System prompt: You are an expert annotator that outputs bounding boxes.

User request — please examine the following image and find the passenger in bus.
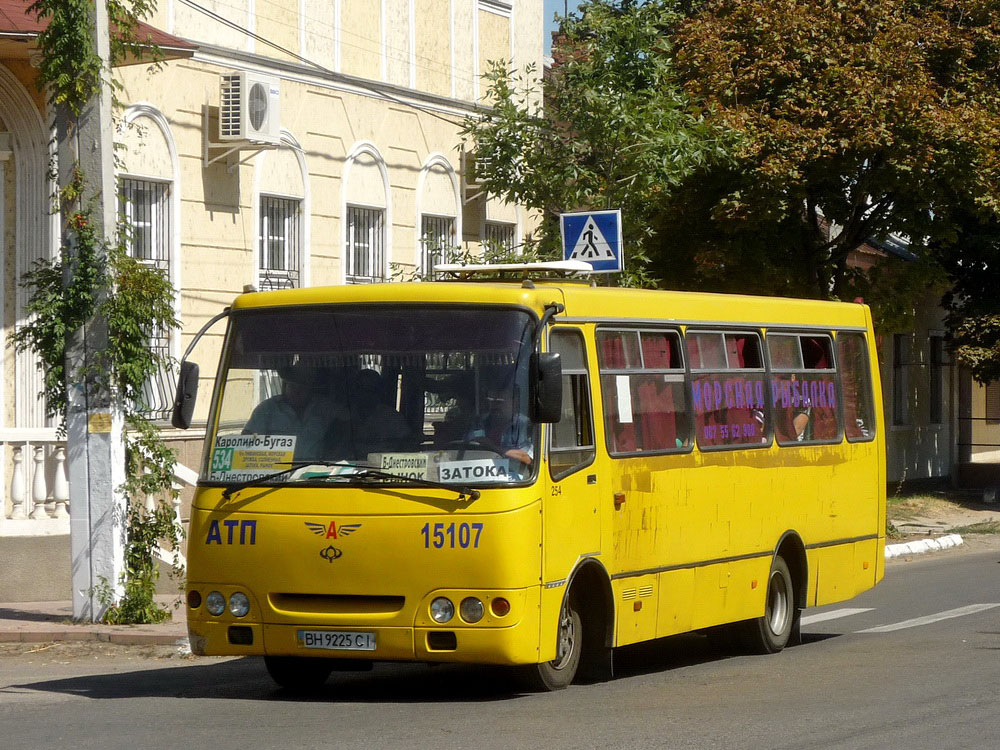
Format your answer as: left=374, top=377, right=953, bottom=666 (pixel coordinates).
left=243, top=364, right=344, bottom=461
left=466, top=385, right=533, bottom=466
left=336, top=368, right=416, bottom=460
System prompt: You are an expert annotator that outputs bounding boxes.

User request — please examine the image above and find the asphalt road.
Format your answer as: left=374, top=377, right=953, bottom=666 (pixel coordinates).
left=2, top=542, right=998, bottom=750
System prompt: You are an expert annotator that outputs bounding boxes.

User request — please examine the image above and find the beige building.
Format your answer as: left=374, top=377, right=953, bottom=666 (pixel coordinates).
left=0, top=0, right=543, bottom=593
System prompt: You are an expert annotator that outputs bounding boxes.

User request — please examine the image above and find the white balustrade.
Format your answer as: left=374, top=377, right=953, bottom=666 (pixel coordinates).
left=3, top=430, right=197, bottom=553
left=2, top=428, right=70, bottom=533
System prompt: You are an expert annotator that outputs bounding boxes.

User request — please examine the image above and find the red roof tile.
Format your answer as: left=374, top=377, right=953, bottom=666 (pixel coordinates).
left=0, top=0, right=196, bottom=53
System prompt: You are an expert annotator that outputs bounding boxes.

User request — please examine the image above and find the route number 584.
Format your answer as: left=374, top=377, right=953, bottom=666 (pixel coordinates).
left=420, top=522, right=484, bottom=549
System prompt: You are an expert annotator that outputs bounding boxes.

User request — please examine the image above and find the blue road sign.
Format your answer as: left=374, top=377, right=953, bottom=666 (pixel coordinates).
left=560, top=210, right=623, bottom=273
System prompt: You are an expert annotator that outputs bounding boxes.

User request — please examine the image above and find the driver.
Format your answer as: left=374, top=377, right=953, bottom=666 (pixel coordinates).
left=466, top=385, right=533, bottom=465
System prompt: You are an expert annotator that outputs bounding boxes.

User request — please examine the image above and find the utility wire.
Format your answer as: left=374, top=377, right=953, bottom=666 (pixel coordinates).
left=175, top=0, right=472, bottom=128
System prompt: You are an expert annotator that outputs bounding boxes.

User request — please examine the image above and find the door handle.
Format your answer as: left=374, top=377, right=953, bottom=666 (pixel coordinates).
left=587, top=474, right=597, bottom=485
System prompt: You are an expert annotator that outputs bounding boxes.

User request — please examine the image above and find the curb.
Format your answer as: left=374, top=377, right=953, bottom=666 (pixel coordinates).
left=0, top=631, right=188, bottom=646
left=885, top=533, right=963, bottom=559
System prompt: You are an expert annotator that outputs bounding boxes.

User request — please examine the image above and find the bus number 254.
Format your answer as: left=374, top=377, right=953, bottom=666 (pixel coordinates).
left=420, top=522, right=484, bottom=549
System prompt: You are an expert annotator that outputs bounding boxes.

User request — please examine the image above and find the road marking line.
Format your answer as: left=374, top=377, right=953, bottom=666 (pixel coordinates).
left=856, top=603, right=1000, bottom=633
left=801, top=607, right=874, bottom=626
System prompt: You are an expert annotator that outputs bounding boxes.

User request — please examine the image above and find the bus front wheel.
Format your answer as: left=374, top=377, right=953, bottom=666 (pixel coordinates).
left=264, top=655, right=333, bottom=691
left=524, top=596, right=582, bottom=691
left=744, top=555, right=796, bottom=654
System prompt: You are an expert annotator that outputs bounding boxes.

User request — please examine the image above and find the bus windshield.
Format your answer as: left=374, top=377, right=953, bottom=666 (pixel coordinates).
left=204, top=305, right=538, bottom=489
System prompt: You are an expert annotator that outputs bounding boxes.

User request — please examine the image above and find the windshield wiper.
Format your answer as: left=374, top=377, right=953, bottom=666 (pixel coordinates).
left=319, top=467, right=481, bottom=502
left=220, top=461, right=480, bottom=501
left=221, top=461, right=364, bottom=500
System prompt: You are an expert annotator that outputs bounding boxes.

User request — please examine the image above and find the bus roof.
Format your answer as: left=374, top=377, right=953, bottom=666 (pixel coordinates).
left=231, top=281, right=871, bottom=330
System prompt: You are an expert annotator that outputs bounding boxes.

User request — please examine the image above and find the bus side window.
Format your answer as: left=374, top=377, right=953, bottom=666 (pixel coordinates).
left=597, top=328, right=690, bottom=454
left=768, top=333, right=841, bottom=445
left=688, top=330, right=770, bottom=449
left=837, top=332, right=877, bottom=442
left=549, top=329, right=596, bottom=479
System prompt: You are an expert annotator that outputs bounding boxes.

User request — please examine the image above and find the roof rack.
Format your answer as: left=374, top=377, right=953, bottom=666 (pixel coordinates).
left=433, top=260, right=595, bottom=282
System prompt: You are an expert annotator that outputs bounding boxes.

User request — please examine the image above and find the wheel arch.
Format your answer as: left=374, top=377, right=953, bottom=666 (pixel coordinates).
left=774, top=530, right=808, bottom=611
left=564, top=556, right=615, bottom=650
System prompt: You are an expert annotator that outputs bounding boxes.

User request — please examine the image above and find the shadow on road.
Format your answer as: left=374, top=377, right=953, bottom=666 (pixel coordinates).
left=9, top=630, right=842, bottom=703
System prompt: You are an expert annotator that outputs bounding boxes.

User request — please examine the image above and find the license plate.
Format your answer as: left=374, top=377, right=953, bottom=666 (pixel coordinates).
left=297, top=630, right=376, bottom=651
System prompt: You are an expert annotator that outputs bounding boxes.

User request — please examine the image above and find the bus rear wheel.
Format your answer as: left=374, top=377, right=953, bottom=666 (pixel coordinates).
left=523, top=597, right=582, bottom=691
left=744, top=555, right=796, bottom=654
left=264, top=655, right=333, bottom=690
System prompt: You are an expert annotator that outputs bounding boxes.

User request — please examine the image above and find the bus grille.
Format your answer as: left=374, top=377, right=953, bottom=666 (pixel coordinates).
left=268, top=593, right=406, bottom=615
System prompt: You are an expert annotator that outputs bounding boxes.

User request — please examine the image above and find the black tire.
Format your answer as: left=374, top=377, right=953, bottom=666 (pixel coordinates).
left=264, top=656, right=333, bottom=691
left=743, top=555, right=796, bottom=654
left=522, top=596, right=583, bottom=691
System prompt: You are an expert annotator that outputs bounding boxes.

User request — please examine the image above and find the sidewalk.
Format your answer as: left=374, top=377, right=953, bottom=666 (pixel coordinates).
left=0, top=597, right=188, bottom=646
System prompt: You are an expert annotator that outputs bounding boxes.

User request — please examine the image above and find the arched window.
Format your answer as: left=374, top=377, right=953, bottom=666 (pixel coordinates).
left=255, top=130, right=309, bottom=290
left=416, top=154, right=460, bottom=278
left=343, top=141, right=390, bottom=284
left=118, top=104, right=181, bottom=421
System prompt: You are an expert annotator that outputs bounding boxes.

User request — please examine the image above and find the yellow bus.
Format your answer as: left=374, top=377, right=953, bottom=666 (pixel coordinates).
left=175, top=263, right=885, bottom=690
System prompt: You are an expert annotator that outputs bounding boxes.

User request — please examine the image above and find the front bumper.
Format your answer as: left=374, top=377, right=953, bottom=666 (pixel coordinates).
left=187, top=586, right=542, bottom=666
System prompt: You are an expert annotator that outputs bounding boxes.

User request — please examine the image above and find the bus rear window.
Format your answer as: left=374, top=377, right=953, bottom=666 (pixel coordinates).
left=837, top=332, right=876, bottom=442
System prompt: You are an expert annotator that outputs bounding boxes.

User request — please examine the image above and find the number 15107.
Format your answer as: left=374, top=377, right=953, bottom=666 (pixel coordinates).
left=420, top=522, right=484, bottom=549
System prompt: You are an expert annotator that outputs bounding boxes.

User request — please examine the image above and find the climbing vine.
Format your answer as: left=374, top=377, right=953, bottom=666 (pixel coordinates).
left=13, top=0, right=180, bottom=623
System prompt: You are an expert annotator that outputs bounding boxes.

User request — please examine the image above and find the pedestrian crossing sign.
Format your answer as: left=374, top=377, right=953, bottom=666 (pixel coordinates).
left=560, top=210, right=623, bottom=273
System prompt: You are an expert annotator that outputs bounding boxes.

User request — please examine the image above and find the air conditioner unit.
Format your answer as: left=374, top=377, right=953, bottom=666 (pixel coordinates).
left=219, top=72, right=281, bottom=145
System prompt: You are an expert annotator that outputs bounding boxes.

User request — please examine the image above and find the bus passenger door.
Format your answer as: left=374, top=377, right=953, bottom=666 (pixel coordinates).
left=544, top=328, right=601, bottom=582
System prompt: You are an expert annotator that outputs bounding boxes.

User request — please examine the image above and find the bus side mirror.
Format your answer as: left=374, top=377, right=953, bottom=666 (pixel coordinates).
left=171, top=360, right=199, bottom=430
left=533, top=352, right=562, bottom=424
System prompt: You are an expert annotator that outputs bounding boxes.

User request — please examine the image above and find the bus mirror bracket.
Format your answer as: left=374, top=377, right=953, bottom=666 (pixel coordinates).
left=533, top=352, right=562, bottom=424
left=170, top=307, right=230, bottom=430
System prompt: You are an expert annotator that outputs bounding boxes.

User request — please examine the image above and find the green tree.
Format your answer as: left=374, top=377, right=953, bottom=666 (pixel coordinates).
left=939, top=208, right=1000, bottom=383
left=462, top=0, right=735, bottom=286
left=670, top=0, right=1000, bottom=323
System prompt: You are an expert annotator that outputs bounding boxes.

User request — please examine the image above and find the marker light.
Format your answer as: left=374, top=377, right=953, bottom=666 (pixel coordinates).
left=187, top=590, right=202, bottom=609
left=460, top=597, right=485, bottom=623
left=206, top=591, right=226, bottom=616
left=490, top=598, right=511, bottom=618
left=430, top=597, right=455, bottom=623
left=229, top=592, right=250, bottom=618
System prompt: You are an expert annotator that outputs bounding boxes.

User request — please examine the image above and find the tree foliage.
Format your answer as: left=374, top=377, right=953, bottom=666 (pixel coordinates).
left=672, top=0, right=1000, bottom=314
left=468, top=0, right=1000, bottom=370
left=462, top=0, right=735, bottom=285
left=30, top=0, right=162, bottom=113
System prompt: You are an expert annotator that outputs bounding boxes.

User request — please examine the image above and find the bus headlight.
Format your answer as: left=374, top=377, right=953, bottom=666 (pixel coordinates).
left=430, top=597, right=454, bottom=623
left=228, top=592, right=250, bottom=618
left=460, top=597, right=485, bottom=623
left=205, top=591, right=226, bottom=616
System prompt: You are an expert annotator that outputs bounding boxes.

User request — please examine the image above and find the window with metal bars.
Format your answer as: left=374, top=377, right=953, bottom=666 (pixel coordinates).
left=346, top=205, right=386, bottom=283
left=259, top=195, right=302, bottom=290
left=118, top=176, right=173, bottom=420
left=484, top=221, right=516, bottom=252
left=420, top=215, right=455, bottom=277
left=119, top=177, right=169, bottom=270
